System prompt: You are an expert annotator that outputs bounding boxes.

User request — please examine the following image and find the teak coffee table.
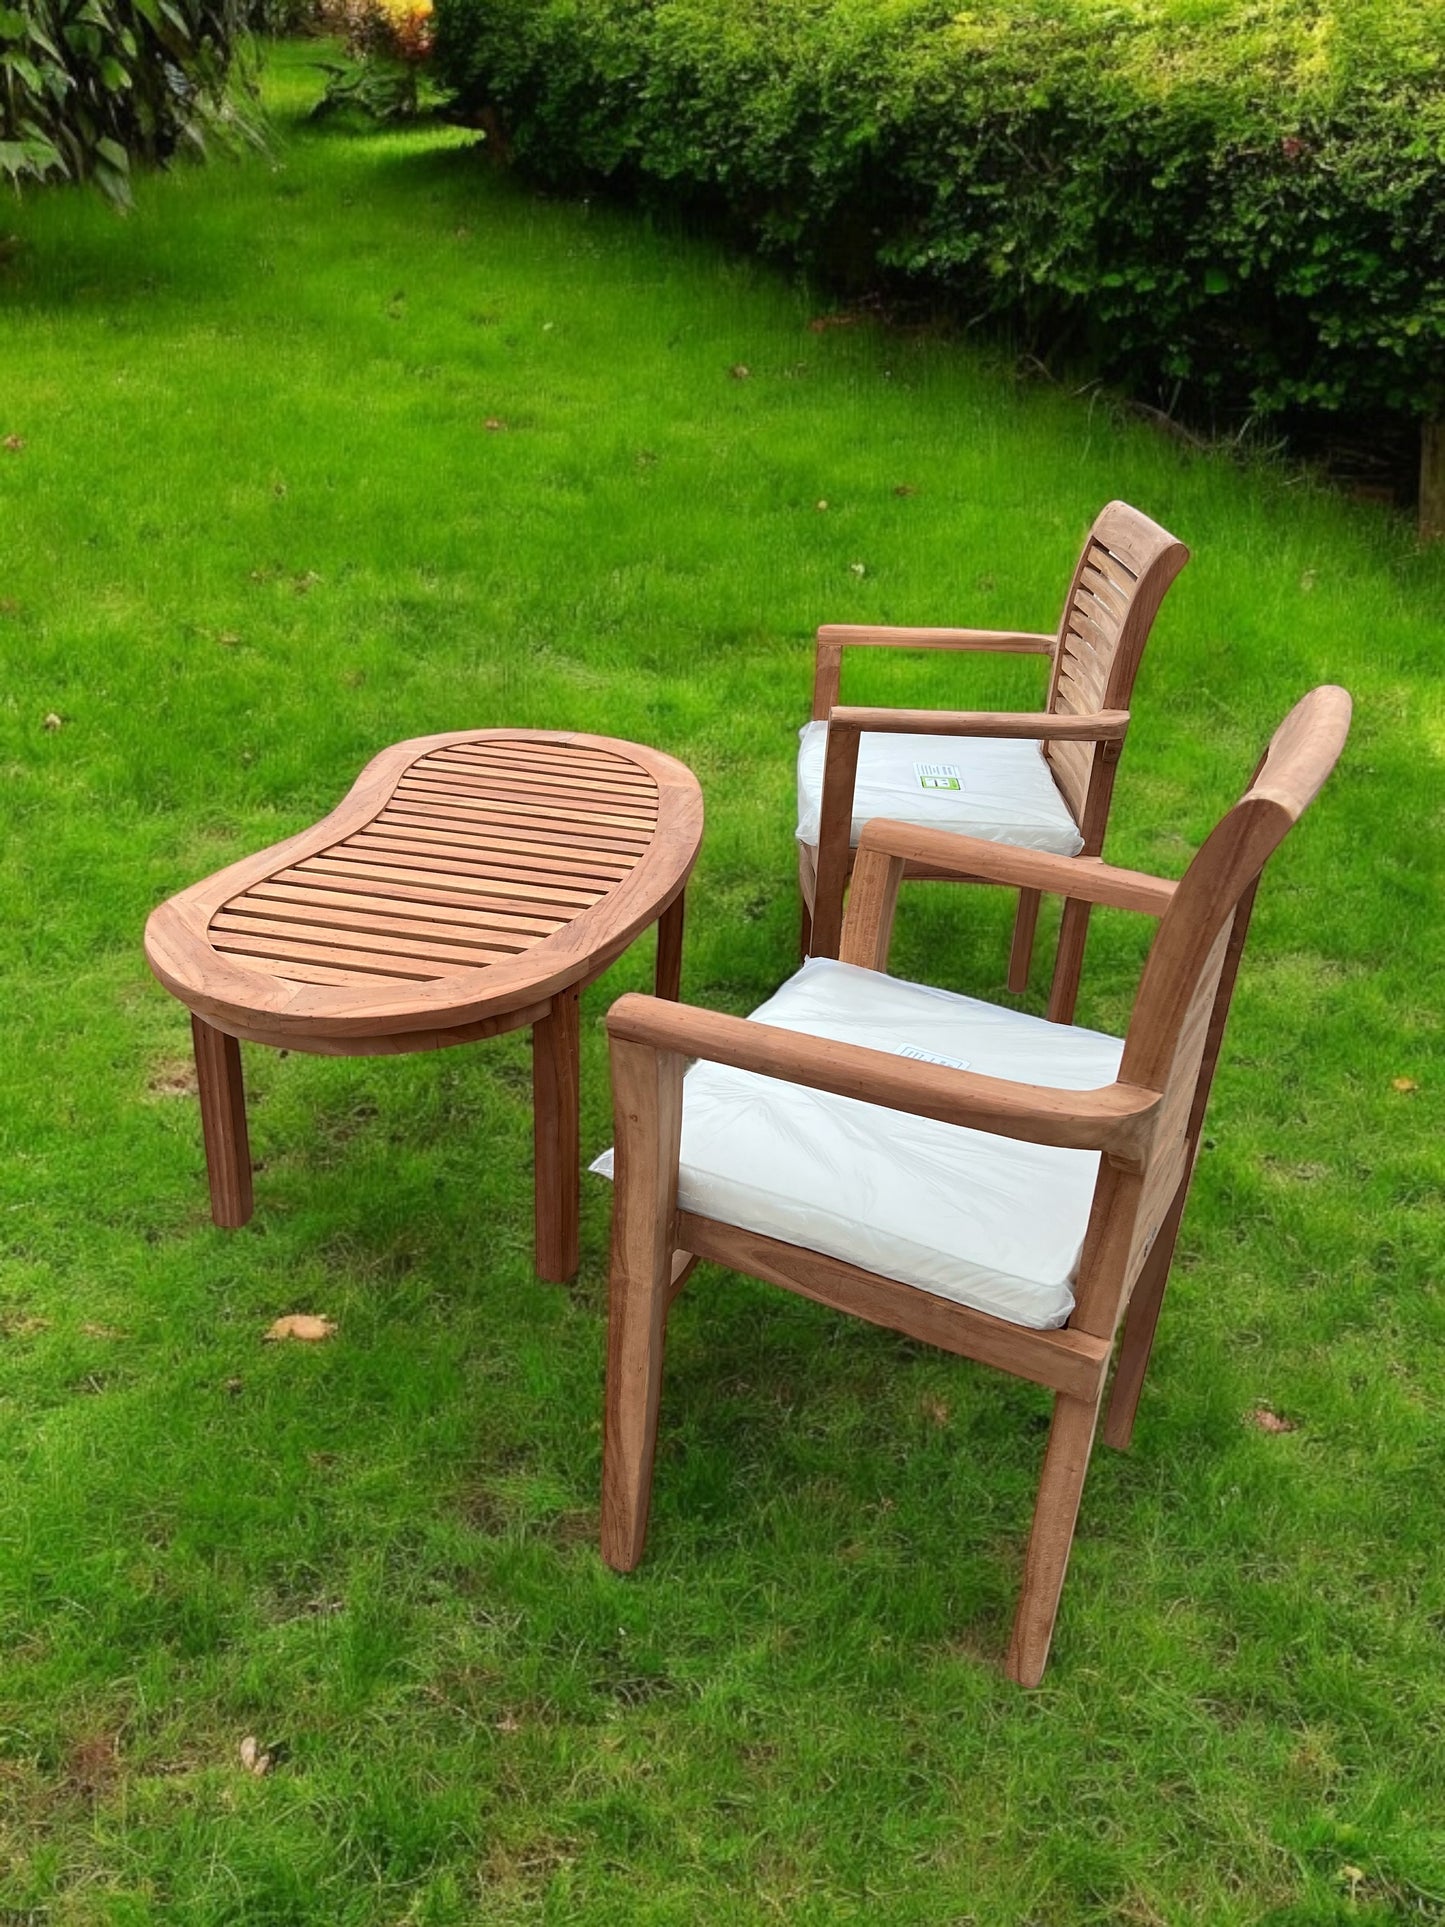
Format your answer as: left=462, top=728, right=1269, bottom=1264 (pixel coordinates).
left=144, top=730, right=704, bottom=1282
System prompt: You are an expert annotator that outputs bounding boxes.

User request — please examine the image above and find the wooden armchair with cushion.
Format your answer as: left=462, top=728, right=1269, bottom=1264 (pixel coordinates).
left=597, top=687, right=1350, bottom=1685
left=799, top=500, right=1189, bottom=1023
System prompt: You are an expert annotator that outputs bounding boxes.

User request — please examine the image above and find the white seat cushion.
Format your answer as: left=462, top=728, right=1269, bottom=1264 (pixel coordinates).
left=795, top=719, right=1084, bottom=855
left=593, top=958, right=1124, bottom=1331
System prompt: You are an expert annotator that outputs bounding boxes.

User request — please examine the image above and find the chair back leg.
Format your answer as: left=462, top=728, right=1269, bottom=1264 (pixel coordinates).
left=1005, top=1390, right=1103, bottom=1686
left=1102, top=1171, right=1189, bottom=1451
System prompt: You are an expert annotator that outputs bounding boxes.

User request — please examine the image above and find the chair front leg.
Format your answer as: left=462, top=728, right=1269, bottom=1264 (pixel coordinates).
left=601, top=1034, right=685, bottom=1572
left=1005, top=1389, right=1102, bottom=1687
left=1008, top=889, right=1042, bottom=994
left=1047, top=897, right=1094, bottom=1025
left=808, top=721, right=861, bottom=959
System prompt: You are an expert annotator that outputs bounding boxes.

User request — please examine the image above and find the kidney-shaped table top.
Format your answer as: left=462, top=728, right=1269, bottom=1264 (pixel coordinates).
left=144, top=730, right=705, bottom=1049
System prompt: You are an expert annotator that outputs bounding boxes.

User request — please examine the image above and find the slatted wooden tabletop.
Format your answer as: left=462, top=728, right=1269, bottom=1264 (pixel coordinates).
left=207, top=738, right=664, bottom=990
left=146, top=731, right=703, bottom=1045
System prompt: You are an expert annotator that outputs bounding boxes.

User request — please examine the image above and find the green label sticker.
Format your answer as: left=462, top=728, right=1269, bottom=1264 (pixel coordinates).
left=914, top=762, right=963, bottom=791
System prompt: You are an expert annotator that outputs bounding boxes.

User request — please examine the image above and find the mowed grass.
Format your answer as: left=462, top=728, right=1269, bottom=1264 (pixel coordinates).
left=2, top=43, right=1444, bottom=1925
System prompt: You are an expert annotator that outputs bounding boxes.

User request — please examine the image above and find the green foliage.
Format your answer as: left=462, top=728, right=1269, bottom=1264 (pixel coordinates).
left=245, top=0, right=322, bottom=35
left=431, top=0, right=1445, bottom=436
left=308, top=0, right=435, bottom=123
left=0, top=0, right=254, bottom=205
left=309, top=52, right=421, bottom=119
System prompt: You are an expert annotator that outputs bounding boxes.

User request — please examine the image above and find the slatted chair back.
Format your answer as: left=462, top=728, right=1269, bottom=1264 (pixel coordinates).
left=1043, top=501, right=1190, bottom=848
left=1069, top=685, right=1353, bottom=1340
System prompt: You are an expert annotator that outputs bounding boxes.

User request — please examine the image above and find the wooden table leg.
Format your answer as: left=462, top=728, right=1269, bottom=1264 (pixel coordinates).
left=655, top=890, right=685, bottom=1002
left=191, top=1014, right=253, bottom=1228
left=532, top=985, right=581, bottom=1281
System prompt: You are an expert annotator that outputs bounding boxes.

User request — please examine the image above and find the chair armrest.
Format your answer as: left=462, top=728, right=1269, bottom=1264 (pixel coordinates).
left=839, top=825, right=1175, bottom=971
left=606, top=992, right=1161, bottom=1168
left=817, top=625, right=1055, bottom=654
left=855, top=820, right=1178, bottom=915
left=810, top=626, right=1053, bottom=720
left=827, top=706, right=1131, bottom=742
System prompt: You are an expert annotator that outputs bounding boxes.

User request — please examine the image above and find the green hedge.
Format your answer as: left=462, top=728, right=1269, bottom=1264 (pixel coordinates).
left=1, top=0, right=253, bottom=204
left=432, top=0, right=1445, bottom=456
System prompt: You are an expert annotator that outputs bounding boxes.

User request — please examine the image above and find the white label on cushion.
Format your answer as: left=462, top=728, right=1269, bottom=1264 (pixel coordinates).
left=914, top=762, right=964, bottom=791
left=897, top=1044, right=971, bottom=1070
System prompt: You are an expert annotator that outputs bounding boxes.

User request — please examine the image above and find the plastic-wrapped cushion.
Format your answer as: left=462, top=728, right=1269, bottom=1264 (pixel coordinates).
left=795, top=719, right=1084, bottom=855
left=592, top=958, right=1124, bottom=1331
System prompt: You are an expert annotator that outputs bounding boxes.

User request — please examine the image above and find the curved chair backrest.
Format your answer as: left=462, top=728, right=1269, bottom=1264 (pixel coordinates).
left=1070, top=684, right=1353, bottom=1338
left=1044, top=501, right=1191, bottom=849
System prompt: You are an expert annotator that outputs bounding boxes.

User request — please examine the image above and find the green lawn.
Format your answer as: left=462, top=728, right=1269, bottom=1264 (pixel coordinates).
left=2, top=44, right=1443, bottom=1926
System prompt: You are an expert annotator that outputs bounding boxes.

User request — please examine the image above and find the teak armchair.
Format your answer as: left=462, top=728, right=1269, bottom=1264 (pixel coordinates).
left=601, top=687, right=1350, bottom=1684
left=799, top=500, right=1189, bottom=1023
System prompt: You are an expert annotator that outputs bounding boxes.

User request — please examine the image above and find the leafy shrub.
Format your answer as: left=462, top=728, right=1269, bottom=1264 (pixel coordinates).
left=310, top=0, right=433, bottom=121
left=0, top=0, right=254, bottom=204
left=245, top=0, right=323, bottom=36
left=431, top=0, right=1445, bottom=460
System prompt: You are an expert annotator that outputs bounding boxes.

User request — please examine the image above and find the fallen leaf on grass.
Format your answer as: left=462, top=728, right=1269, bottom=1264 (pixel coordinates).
left=893, top=483, right=918, bottom=497
left=1245, top=1406, right=1297, bottom=1434
left=3, top=434, right=26, bottom=453
left=264, top=1314, right=336, bottom=1343
left=238, top=1735, right=275, bottom=1776
left=43, top=712, right=63, bottom=732
left=65, top=1733, right=119, bottom=1796
left=1392, top=1076, right=1418, bottom=1094
left=728, top=363, right=750, bottom=380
